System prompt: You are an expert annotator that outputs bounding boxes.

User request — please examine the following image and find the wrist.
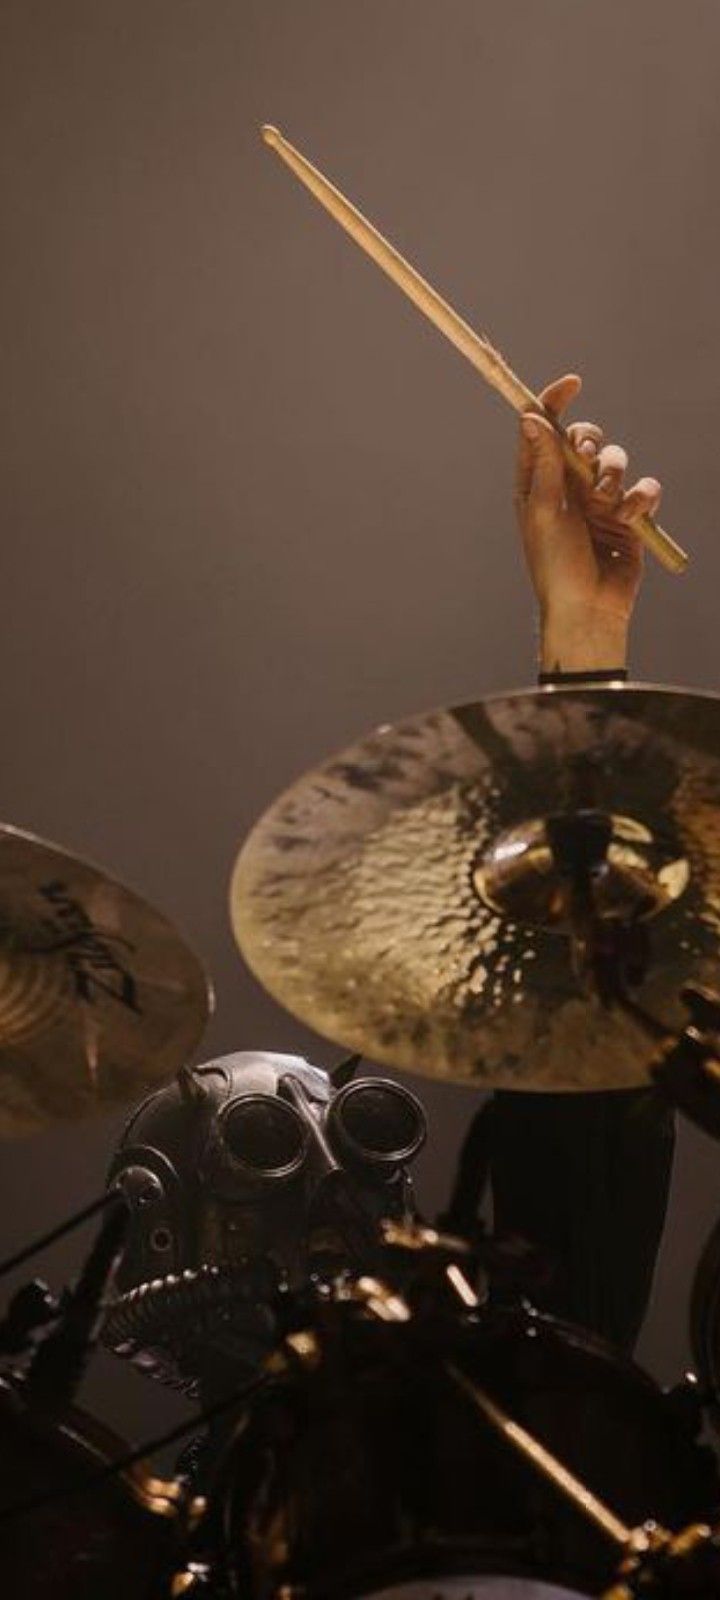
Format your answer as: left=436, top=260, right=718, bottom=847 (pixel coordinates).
left=539, top=605, right=629, bottom=674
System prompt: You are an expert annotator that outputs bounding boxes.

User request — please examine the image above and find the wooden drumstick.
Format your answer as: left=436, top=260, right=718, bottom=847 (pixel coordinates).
left=262, top=125, right=688, bottom=575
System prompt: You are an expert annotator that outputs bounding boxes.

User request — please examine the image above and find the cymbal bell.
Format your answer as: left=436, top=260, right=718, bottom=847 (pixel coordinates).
left=230, top=685, right=720, bottom=1091
left=0, top=825, right=211, bottom=1134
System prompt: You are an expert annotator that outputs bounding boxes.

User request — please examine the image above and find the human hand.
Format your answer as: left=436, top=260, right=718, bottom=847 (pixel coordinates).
left=515, top=375, right=662, bottom=672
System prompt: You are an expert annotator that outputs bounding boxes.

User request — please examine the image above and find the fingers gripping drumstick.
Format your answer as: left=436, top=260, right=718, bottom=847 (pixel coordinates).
left=262, top=125, right=687, bottom=575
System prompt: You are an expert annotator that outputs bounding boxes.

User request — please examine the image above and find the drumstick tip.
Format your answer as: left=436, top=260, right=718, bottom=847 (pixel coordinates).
left=261, top=124, right=282, bottom=150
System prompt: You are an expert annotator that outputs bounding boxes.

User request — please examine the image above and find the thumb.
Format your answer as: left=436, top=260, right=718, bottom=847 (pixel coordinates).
left=521, top=415, right=566, bottom=517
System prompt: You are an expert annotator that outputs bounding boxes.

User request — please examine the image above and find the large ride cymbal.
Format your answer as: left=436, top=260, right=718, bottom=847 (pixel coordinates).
left=231, top=685, right=720, bottom=1091
left=0, top=826, right=211, bottom=1134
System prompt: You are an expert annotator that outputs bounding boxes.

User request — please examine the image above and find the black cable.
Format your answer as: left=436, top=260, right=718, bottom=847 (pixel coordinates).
left=0, top=1191, right=117, bottom=1282
left=24, top=1194, right=129, bottom=1405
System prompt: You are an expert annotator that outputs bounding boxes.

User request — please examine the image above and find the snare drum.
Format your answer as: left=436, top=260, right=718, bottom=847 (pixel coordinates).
left=214, top=1300, right=719, bottom=1599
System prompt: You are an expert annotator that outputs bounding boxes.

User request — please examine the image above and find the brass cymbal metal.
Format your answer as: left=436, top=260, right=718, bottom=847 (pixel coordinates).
left=474, top=813, right=689, bottom=929
left=0, top=825, right=211, bottom=1134
left=231, top=685, right=720, bottom=1091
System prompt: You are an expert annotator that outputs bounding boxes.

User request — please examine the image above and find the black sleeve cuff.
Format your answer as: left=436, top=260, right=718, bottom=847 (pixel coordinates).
left=538, top=667, right=628, bottom=686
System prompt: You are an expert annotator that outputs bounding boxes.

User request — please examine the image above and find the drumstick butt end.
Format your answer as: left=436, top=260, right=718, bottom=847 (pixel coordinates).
left=261, top=124, right=282, bottom=150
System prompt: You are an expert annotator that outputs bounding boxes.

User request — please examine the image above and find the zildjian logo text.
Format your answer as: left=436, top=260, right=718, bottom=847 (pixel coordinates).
left=36, top=880, right=141, bottom=1013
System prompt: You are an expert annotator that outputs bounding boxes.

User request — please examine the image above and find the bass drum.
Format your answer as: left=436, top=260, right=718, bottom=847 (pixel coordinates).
left=215, top=1301, right=719, bottom=1600
left=0, top=1377, right=187, bottom=1600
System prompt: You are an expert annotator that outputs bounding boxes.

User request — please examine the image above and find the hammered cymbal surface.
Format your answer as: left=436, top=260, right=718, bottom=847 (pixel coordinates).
left=0, top=825, right=212, bottom=1134
left=231, top=686, right=720, bottom=1091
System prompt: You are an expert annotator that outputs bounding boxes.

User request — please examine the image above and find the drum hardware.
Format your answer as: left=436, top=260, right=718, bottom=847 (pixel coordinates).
left=215, top=1230, right=719, bottom=1600
left=0, top=104, right=713, bottom=1600
left=377, top=1248, right=687, bottom=1582
left=231, top=684, right=720, bottom=1090
left=445, top=1362, right=649, bottom=1556
left=379, top=1218, right=473, bottom=1262
left=319, top=1224, right=478, bottom=1322
left=369, top=1218, right=497, bottom=1316
left=0, top=823, right=211, bottom=1134
left=0, top=1278, right=58, bottom=1357
left=0, top=1185, right=139, bottom=1368
left=538, top=810, right=653, bottom=1004
left=0, top=1186, right=127, bottom=1282
left=452, top=1339, right=720, bottom=1600
left=23, top=1191, right=129, bottom=1407
left=3, top=1361, right=224, bottom=1600
left=0, top=1375, right=194, bottom=1600
left=0, top=1191, right=261, bottom=1526
left=2, top=694, right=720, bottom=1591
left=7, top=1221, right=706, bottom=1600
left=603, top=1521, right=720, bottom=1598
left=429, top=1259, right=642, bottom=1559
left=0, top=1194, right=223, bottom=1598
left=0, top=1335, right=263, bottom=1528
left=361, top=1248, right=665, bottom=1563
left=170, top=1563, right=213, bottom=1596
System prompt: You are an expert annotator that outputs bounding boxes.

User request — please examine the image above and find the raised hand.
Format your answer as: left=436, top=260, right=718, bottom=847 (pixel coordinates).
left=515, top=374, right=662, bottom=672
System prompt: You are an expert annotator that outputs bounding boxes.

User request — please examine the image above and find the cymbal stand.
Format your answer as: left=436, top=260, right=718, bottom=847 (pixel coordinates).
left=545, top=810, right=651, bottom=1004
left=0, top=1189, right=128, bottom=1369
left=23, top=1192, right=129, bottom=1407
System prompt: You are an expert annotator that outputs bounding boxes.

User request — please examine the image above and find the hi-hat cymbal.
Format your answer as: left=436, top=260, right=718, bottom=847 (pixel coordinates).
left=230, top=685, right=720, bottom=1092
left=0, top=825, right=211, bottom=1134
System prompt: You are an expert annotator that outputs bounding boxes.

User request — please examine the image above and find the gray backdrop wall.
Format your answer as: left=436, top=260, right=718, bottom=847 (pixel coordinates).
left=0, top=0, right=719, bottom=1448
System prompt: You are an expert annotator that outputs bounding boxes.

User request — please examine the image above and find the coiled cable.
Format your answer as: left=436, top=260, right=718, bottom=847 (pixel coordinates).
left=102, top=1261, right=278, bottom=1397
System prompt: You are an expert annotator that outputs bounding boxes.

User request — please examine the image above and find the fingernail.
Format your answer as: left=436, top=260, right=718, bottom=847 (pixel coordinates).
left=522, top=417, right=539, bottom=440
left=579, top=439, right=597, bottom=457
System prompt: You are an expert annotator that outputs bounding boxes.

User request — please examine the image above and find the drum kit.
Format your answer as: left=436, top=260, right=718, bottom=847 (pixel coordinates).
left=2, top=685, right=720, bottom=1598
left=1, top=115, right=719, bottom=1600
